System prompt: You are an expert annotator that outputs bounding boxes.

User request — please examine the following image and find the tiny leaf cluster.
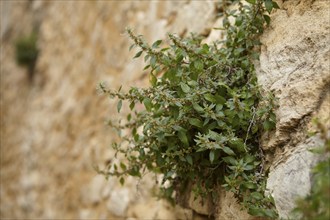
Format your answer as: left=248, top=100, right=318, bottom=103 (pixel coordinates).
left=98, top=0, right=279, bottom=218
left=15, top=33, right=38, bottom=69
left=15, top=32, right=39, bottom=81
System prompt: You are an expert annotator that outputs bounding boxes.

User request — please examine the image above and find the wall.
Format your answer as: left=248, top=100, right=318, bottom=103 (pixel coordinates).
left=0, top=0, right=329, bottom=219
left=257, top=0, right=330, bottom=218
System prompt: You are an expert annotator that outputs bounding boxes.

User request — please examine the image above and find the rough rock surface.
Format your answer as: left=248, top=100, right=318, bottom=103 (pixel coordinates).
left=256, top=0, right=330, bottom=218
left=266, top=135, right=325, bottom=218
left=257, top=0, right=330, bottom=153
left=216, top=189, right=252, bottom=220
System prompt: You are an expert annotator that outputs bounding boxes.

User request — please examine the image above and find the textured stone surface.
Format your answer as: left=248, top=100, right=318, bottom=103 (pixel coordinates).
left=188, top=192, right=214, bottom=216
left=256, top=0, right=330, bottom=152
left=266, top=136, right=324, bottom=219
left=216, top=189, right=252, bottom=220
left=256, top=0, right=330, bottom=218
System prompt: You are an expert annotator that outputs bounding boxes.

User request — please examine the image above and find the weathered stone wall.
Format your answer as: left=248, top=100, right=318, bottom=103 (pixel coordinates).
left=1, top=0, right=329, bottom=219
left=257, top=0, right=330, bottom=218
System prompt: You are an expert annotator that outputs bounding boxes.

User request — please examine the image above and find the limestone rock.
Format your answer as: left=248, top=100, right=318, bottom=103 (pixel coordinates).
left=267, top=136, right=324, bottom=219
left=82, top=175, right=112, bottom=205
left=127, top=199, right=193, bottom=220
left=106, top=188, right=131, bottom=217
left=188, top=193, right=213, bottom=216
left=256, top=0, right=330, bottom=218
left=256, top=0, right=330, bottom=151
left=216, top=189, right=252, bottom=220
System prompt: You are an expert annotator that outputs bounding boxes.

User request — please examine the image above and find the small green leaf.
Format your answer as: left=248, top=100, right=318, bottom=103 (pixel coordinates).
left=265, top=0, right=274, bottom=13
left=251, top=192, right=263, bottom=200
left=144, top=54, right=150, bottom=62
left=244, top=165, right=254, bottom=171
left=216, top=104, right=223, bottom=112
left=175, top=101, right=183, bottom=107
left=150, top=73, right=157, bottom=86
left=201, top=44, right=209, bottom=54
left=223, top=146, right=235, bottom=155
left=234, top=48, right=245, bottom=56
left=180, top=83, right=190, bottom=93
left=150, top=56, right=157, bottom=68
left=187, top=80, right=198, bottom=87
left=264, top=14, right=271, bottom=26
left=129, top=44, right=135, bottom=51
left=244, top=182, right=256, bottom=189
left=172, top=125, right=184, bottom=131
left=133, top=50, right=143, bottom=58
left=244, top=154, right=255, bottom=164
left=215, top=95, right=226, bottom=105
left=264, top=209, right=278, bottom=218
left=117, top=100, right=122, bottom=113
left=165, top=171, right=174, bottom=178
left=120, top=177, right=125, bottom=185
left=161, top=47, right=170, bottom=52
left=209, top=150, right=215, bottom=163
left=129, top=101, right=135, bottom=110
left=120, top=162, right=127, bottom=171
left=229, top=139, right=245, bottom=152
left=188, top=118, right=203, bottom=128
left=186, top=155, right=193, bottom=165
left=178, top=130, right=189, bottom=146
left=245, top=0, right=256, bottom=4
left=248, top=207, right=264, bottom=217
left=194, top=60, right=204, bottom=70
left=152, top=40, right=162, bottom=48
left=143, top=98, right=152, bottom=111
left=156, top=154, right=165, bottom=166
left=193, top=103, right=204, bottom=112
left=204, top=93, right=217, bottom=103
left=235, top=16, right=243, bottom=26
left=143, top=65, right=151, bottom=71
left=272, top=1, right=280, bottom=9
left=222, top=156, right=238, bottom=165
left=263, top=120, right=275, bottom=130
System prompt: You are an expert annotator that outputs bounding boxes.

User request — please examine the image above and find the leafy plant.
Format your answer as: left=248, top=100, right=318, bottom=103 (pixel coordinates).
left=15, top=32, right=39, bottom=81
left=98, top=0, right=279, bottom=218
left=291, top=119, right=330, bottom=220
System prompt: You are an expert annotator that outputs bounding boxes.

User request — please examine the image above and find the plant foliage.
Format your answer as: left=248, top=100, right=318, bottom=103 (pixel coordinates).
left=98, top=0, right=279, bottom=218
left=15, top=32, right=39, bottom=81
left=15, top=33, right=38, bottom=68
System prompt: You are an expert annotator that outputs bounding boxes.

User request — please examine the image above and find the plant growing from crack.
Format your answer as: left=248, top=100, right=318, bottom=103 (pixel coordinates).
left=98, top=0, right=279, bottom=218
left=15, top=32, right=39, bottom=81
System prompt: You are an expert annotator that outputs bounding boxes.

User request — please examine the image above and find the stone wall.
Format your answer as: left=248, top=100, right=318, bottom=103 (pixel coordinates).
left=1, top=0, right=329, bottom=219
left=257, top=0, right=330, bottom=218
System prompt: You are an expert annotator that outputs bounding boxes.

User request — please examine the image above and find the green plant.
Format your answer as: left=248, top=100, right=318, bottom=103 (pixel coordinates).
left=15, top=32, right=38, bottom=80
left=291, top=119, right=330, bottom=220
left=98, top=0, right=279, bottom=218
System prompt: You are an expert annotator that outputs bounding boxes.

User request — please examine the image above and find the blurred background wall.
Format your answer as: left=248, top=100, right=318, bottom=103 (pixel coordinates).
left=0, top=1, right=217, bottom=219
